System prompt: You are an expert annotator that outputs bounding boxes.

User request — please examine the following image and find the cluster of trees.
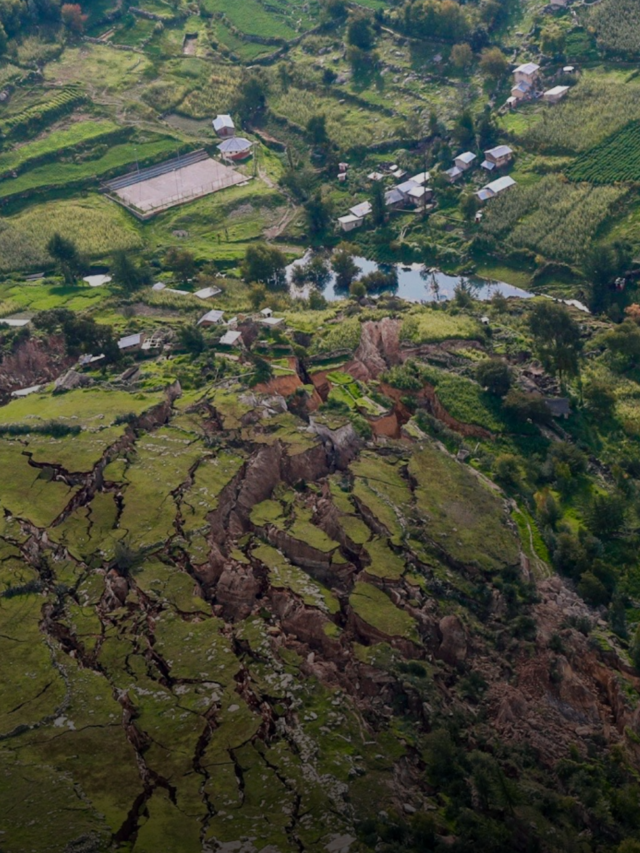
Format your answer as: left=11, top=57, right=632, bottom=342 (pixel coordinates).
left=32, top=308, right=120, bottom=362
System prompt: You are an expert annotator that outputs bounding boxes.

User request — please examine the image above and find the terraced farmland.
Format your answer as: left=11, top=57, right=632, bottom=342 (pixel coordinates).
left=567, top=120, right=640, bottom=184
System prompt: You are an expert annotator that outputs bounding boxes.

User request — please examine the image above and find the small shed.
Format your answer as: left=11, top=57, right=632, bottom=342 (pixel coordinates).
left=219, top=330, right=243, bottom=347
left=197, top=310, right=225, bottom=327
left=213, top=114, right=235, bottom=138
left=118, top=332, right=144, bottom=351
left=0, top=317, right=30, bottom=327
left=349, top=201, right=372, bottom=218
left=407, top=185, right=431, bottom=206
left=260, top=316, right=285, bottom=328
left=511, top=81, right=532, bottom=101
left=444, top=165, right=463, bottom=182
left=454, top=152, right=476, bottom=171
left=152, top=282, right=166, bottom=291
left=367, top=171, right=385, bottom=182
left=261, top=307, right=273, bottom=318
left=476, top=175, right=517, bottom=202
left=543, top=85, right=569, bottom=103
left=338, top=214, right=364, bottom=232
left=194, top=286, right=222, bottom=299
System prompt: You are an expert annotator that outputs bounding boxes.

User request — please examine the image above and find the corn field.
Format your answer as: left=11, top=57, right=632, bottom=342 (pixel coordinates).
left=480, top=175, right=625, bottom=264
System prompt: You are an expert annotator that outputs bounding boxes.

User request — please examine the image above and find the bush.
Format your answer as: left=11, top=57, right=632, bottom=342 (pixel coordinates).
left=476, top=359, right=511, bottom=397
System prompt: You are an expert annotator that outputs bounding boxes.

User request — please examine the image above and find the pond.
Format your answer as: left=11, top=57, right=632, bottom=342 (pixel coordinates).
left=287, top=253, right=535, bottom=303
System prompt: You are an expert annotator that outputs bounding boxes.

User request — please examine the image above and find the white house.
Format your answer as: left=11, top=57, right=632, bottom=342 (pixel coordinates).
left=444, top=165, right=463, bottom=182
left=338, top=214, right=363, bottom=232
left=118, top=332, right=144, bottom=351
left=219, top=330, right=243, bottom=347
left=385, top=188, right=405, bottom=209
left=454, top=152, right=476, bottom=171
left=511, top=81, right=532, bottom=101
left=197, top=310, right=225, bottom=327
left=543, top=85, right=569, bottom=103
left=213, top=114, right=235, bottom=138
left=476, top=175, right=517, bottom=202
left=482, top=145, right=514, bottom=171
left=409, top=171, right=430, bottom=186
left=407, top=185, right=432, bottom=207
left=260, top=307, right=273, bottom=318
left=514, top=62, right=540, bottom=87
left=260, top=316, right=285, bottom=328
left=0, top=317, right=30, bottom=327
left=349, top=201, right=372, bottom=218
left=194, top=286, right=222, bottom=299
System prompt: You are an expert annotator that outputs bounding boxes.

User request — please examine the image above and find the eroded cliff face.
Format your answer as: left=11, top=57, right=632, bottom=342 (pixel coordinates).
left=0, top=381, right=639, bottom=853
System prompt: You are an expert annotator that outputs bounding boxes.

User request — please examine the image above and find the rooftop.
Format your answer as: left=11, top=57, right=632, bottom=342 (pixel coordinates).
left=213, top=114, right=234, bottom=131
left=486, top=144, right=514, bottom=159
left=217, top=137, right=252, bottom=153
left=198, top=309, right=225, bottom=325
left=219, top=330, right=243, bottom=346
left=514, top=62, right=540, bottom=75
left=118, top=333, right=143, bottom=349
left=350, top=201, right=372, bottom=218
left=455, top=151, right=477, bottom=165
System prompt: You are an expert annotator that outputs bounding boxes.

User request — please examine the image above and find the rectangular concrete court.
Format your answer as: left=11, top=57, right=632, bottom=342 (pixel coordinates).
left=114, top=157, right=248, bottom=214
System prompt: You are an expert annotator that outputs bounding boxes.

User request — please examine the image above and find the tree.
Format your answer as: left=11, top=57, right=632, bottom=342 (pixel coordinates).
left=370, top=179, right=386, bottom=227
left=248, top=354, right=273, bottom=387
left=603, top=320, right=640, bottom=370
left=503, top=389, right=553, bottom=425
left=540, top=23, right=566, bottom=57
left=347, top=14, right=374, bottom=50
left=585, top=241, right=632, bottom=313
left=178, top=325, right=205, bottom=355
left=306, top=114, right=329, bottom=148
left=242, top=243, right=287, bottom=289
left=528, top=301, right=582, bottom=384
left=165, top=247, right=196, bottom=284
left=249, top=283, right=266, bottom=310
left=47, top=232, right=82, bottom=284
left=323, top=0, right=347, bottom=19
left=494, top=454, right=521, bottom=488
left=349, top=280, right=366, bottom=299
left=451, top=42, right=473, bottom=69
left=460, top=192, right=480, bottom=222
left=331, top=243, right=359, bottom=290
left=61, top=3, right=87, bottom=33
left=454, top=109, right=475, bottom=148
left=476, top=359, right=511, bottom=396
left=111, top=250, right=150, bottom=294
left=304, top=193, right=331, bottom=238
left=587, top=493, right=626, bottom=539
left=583, top=377, right=616, bottom=419
left=476, top=107, right=498, bottom=149
left=479, top=47, right=508, bottom=82
left=234, top=73, right=267, bottom=121
left=33, top=308, right=119, bottom=363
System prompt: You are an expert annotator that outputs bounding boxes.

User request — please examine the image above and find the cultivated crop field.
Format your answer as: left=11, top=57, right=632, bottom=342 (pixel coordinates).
left=586, top=0, right=640, bottom=58
left=480, top=175, right=625, bottom=264
left=520, top=72, right=640, bottom=154
left=567, top=121, right=640, bottom=184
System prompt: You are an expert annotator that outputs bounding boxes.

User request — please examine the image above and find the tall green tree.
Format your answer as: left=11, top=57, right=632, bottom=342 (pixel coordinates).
left=47, top=232, right=82, bottom=284
left=528, top=301, right=582, bottom=384
left=370, top=179, right=386, bottom=227
left=111, top=250, right=151, bottom=294
left=242, top=243, right=287, bottom=289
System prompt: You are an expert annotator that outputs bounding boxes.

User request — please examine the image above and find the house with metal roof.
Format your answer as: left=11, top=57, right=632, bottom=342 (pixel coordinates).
left=349, top=201, right=373, bottom=218
left=194, top=286, right=222, bottom=299
left=213, top=114, right=235, bottom=138
left=454, top=152, right=476, bottom=171
left=482, top=145, right=514, bottom=171
left=197, top=310, right=225, bottom=327
left=514, top=62, right=540, bottom=86
left=476, top=175, right=517, bottom=202
left=217, top=137, right=253, bottom=161
left=338, top=214, right=364, bottom=232
left=444, top=165, right=463, bottom=182
left=543, top=85, right=569, bottom=103
left=219, top=330, right=243, bottom=347
left=117, top=333, right=144, bottom=351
